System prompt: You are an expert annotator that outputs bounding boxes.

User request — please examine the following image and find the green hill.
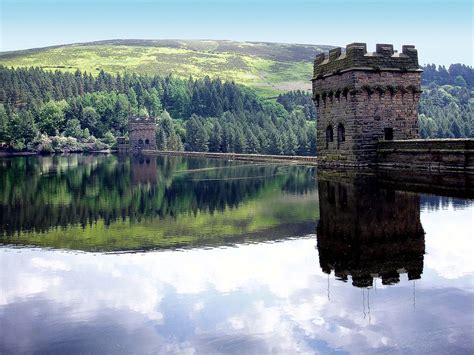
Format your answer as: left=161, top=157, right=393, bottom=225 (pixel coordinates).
left=0, top=39, right=334, bottom=96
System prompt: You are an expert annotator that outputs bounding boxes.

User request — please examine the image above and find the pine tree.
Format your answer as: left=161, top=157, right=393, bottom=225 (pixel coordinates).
left=246, top=130, right=260, bottom=154
left=185, top=116, right=209, bottom=152
left=234, top=128, right=247, bottom=153
left=209, top=122, right=223, bottom=152
left=156, top=126, right=168, bottom=150
left=286, top=129, right=298, bottom=155
left=0, top=105, right=8, bottom=142
left=267, top=130, right=284, bottom=155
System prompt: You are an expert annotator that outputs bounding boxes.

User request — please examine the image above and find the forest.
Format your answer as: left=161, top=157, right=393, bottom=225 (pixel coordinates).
left=418, top=64, right=473, bottom=138
left=0, top=63, right=472, bottom=154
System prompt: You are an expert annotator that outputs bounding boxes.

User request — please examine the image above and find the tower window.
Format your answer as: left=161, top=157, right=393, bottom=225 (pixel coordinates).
left=384, top=128, right=394, bottom=141
left=145, top=139, right=150, bottom=145
left=337, top=123, right=345, bottom=148
left=138, top=139, right=144, bottom=145
left=326, top=125, right=334, bottom=148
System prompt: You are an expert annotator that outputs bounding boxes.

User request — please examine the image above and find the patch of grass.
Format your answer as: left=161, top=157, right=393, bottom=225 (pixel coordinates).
left=0, top=40, right=332, bottom=96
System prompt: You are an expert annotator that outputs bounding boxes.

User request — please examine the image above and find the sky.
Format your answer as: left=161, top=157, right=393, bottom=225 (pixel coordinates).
left=0, top=0, right=472, bottom=65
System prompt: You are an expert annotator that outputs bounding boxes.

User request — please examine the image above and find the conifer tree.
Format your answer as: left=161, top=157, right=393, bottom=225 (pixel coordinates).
left=209, top=122, right=223, bottom=152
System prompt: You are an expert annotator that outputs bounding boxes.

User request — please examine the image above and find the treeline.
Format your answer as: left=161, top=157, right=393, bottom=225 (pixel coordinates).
left=421, top=64, right=473, bottom=88
left=418, top=65, right=473, bottom=138
left=0, top=66, right=315, bottom=154
left=0, top=64, right=472, bottom=153
left=184, top=110, right=316, bottom=155
left=276, top=90, right=316, bottom=120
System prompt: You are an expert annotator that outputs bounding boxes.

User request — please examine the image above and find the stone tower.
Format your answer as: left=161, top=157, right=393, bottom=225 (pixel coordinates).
left=312, top=43, right=422, bottom=167
left=128, top=116, right=157, bottom=154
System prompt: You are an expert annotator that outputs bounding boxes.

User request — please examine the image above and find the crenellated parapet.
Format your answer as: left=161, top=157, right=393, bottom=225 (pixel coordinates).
left=313, top=42, right=420, bottom=80
left=128, top=116, right=156, bottom=131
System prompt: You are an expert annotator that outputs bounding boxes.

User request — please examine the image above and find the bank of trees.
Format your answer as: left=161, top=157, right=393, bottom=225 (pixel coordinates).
left=0, top=64, right=472, bottom=153
left=0, top=66, right=316, bottom=154
left=185, top=110, right=316, bottom=155
left=418, top=64, right=473, bottom=138
left=277, top=90, right=316, bottom=120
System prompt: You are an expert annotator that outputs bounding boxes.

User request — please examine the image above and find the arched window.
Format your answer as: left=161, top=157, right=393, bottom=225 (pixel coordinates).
left=325, top=125, right=333, bottom=148
left=138, top=139, right=144, bottom=145
left=337, top=123, right=345, bottom=148
left=145, top=139, right=150, bottom=145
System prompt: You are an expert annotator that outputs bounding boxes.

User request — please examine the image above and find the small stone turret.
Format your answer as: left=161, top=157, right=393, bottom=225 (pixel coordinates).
left=312, top=43, right=423, bottom=167
left=128, top=116, right=157, bottom=153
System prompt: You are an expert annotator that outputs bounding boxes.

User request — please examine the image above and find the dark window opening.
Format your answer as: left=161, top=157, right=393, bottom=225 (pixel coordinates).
left=337, top=123, right=345, bottom=148
left=326, top=125, right=333, bottom=148
left=145, top=139, right=150, bottom=145
left=384, top=128, right=394, bottom=141
left=138, top=139, right=144, bottom=145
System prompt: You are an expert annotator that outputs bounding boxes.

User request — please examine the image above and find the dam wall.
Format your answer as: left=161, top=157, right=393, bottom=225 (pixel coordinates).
left=377, top=138, right=474, bottom=173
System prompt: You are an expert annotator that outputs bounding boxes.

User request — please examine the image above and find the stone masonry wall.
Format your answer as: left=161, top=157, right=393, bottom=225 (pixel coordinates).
left=128, top=117, right=157, bottom=153
left=377, top=139, right=474, bottom=173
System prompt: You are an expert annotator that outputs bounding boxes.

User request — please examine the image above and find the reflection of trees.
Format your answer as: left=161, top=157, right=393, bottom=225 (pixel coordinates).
left=316, top=176, right=425, bottom=288
left=0, top=154, right=316, bottom=235
left=420, top=195, right=472, bottom=211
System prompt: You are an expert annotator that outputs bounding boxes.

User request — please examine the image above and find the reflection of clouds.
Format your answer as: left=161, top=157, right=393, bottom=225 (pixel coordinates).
left=421, top=205, right=474, bottom=279
left=1, top=223, right=473, bottom=353
left=31, top=257, right=70, bottom=271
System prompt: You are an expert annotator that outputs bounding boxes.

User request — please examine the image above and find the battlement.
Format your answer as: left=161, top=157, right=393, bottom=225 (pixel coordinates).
left=313, top=43, right=420, bottom=79
left=128, top=116, right=155, bottom=129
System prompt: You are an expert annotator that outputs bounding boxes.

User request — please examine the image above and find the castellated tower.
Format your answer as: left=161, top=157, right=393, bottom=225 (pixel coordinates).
left=128, top=116, right=157, bottom=154
left=312, top=43, right=423, bottom=167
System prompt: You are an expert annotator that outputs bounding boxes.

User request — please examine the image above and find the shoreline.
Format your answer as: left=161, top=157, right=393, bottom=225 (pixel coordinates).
left=0, top=149, right=113, bottom=157
left=140, top=150, right=319, bottom=165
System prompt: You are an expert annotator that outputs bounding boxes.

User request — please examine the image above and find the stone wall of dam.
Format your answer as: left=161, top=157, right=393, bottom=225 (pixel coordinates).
left=131, top=144, right=473, bottom=174
left=141, top=151, right=319, bottom=164
left=377, top=138, right=474, bottom=173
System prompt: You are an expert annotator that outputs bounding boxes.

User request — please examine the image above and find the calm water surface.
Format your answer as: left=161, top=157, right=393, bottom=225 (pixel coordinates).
left=0, top=154, right=473, bottom=354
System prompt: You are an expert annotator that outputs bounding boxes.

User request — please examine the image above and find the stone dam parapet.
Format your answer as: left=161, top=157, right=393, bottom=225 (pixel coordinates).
left=377, top=138, right=474, bottom=173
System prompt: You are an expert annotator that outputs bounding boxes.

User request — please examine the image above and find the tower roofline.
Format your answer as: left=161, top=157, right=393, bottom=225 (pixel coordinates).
left=312, top=43, right=421, bottom=80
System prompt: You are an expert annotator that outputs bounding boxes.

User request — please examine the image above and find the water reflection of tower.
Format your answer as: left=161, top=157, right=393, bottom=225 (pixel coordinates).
left=316, top=176, right=425, bottom=288
left=131, top=155, right=158, bottom=185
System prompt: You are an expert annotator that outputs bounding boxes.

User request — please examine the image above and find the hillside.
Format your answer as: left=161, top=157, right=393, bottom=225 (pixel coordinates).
left=0, top=39, right=334, bottom=96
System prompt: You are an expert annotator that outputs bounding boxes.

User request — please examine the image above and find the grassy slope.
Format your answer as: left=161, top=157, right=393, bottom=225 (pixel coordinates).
left=0, top=39, right=334, bottom=96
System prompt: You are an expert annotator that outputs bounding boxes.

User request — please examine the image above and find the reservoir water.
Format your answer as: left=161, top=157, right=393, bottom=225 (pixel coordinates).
left=0, top=154, right=473, bottom=354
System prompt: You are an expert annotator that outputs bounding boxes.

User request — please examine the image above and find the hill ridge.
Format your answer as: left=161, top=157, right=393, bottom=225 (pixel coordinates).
left=0, top=39, right=335, bottom=95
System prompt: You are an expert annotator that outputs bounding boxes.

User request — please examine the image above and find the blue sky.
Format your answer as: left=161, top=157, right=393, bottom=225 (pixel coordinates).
left=1, top=0, right=472, bottom=65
